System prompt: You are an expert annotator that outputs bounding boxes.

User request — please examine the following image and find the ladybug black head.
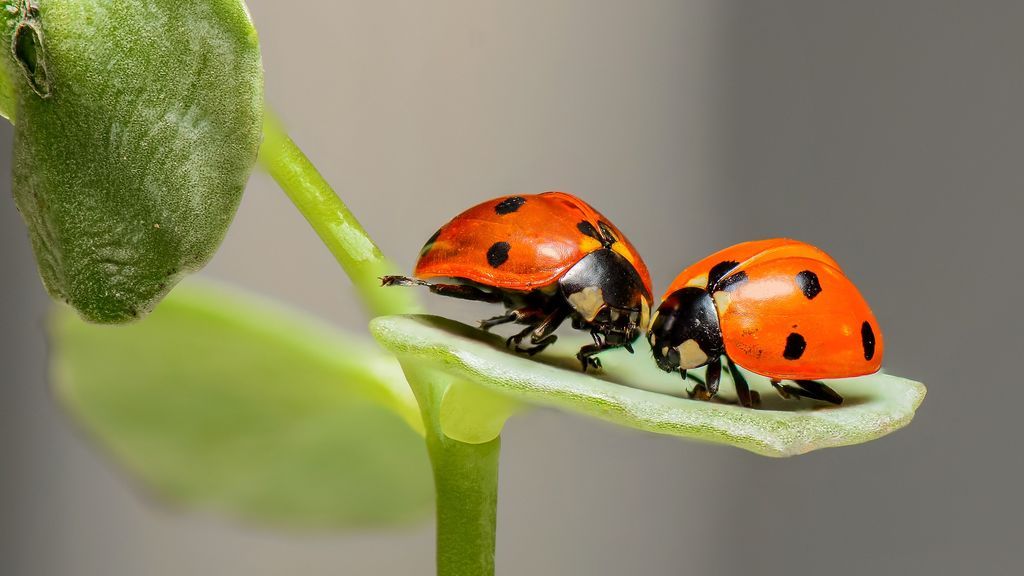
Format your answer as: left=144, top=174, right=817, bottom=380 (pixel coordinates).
left=648, top=287, right=725, bottom=373
left=558, top=248, right=651, bottom=345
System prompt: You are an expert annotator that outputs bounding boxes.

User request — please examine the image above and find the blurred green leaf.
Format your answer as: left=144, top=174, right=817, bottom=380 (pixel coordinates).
left=52, top=281, right=432, bottom=529
left=8, top=0, right=263, bottom=323
left=371, top=315, right=926, bottom=457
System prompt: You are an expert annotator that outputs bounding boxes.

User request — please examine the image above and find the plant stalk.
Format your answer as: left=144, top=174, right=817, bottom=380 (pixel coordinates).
left=259, top=112, right=499, bottom=576
left=429, top=434, right=500, bottom=575
left=258, top=113, right=421, bottom=318
left=405, top=365, right=500, bottom=576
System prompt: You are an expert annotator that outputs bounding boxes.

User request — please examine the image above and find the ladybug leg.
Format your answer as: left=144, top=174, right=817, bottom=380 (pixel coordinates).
left=685, top=384, right=707, bottom=400
left=575, top=335, right=608, bottom=371
left=480, top=311, right=521, bottom=331
left=770, top=379, right=793, bottom=399
left=380, top=276, right=503, bottom=303
left=771, top=379, right=843, bottom=405
left=520, top=308, right=569, bottom=356
left=503, top=308, right=562, bottom=353
left=705, top=358, right=722, bottom=399
left=505, top=324, right=536, bottom=349
left=723, top=356, right=755, bottom=408
left=792, top=380, right=843, bottom=405
left=682, top=370, right=713, bottom=401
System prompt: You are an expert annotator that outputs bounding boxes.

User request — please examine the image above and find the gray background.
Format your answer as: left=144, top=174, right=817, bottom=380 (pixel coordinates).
left=2, top=1, right=1021, bottom=574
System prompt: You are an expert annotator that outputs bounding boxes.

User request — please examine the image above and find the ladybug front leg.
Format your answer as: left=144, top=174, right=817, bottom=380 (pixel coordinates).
left=480, top=311, right=521, bottom=331
left=688, top=357, right=721, bottom=401
left=723, top=356, right=756, bottom=408
left=380, top=276, right=503, bottom=303
left=790, top=380, right=843, bottom=405
left=770, top=379, right=843, bottom=405
left=575, top=330, right=618, bottom=371
left=506, top=308, right=568, bottom=356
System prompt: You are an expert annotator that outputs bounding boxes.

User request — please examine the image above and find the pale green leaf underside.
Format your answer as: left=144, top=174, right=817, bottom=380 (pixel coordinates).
left=52, top=280, right=432, bottom=528
left=440, top=380, right=524, bottom=444
left=371, top=315, right=926, bottom=457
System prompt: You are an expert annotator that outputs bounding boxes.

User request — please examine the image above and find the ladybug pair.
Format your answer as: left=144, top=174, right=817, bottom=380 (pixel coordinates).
left=382, top=192, right=883, bottom=407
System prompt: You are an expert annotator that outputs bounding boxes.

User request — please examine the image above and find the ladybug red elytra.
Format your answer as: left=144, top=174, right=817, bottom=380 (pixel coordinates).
left=382, top=191, right=653, bottom=369
left=647, top=239, right=883, bottom=407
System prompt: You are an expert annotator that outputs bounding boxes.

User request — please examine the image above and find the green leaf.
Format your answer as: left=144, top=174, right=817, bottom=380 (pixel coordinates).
left=8, top=0, right=263, bottom=323
left=52, top=281, right=433, bottom=528
left=371, top=315, right=926, bottom=457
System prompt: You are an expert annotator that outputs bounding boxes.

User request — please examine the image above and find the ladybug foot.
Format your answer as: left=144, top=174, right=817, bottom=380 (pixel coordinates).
left=513, top=338, right=558, bottom=357
left=576, top=352, right=602, bottom=372
left=770, top=379, right=843, bottom=405
left=480, top=311, right=520, bottom=332
left=505, top=329, right=558, bottom=357
left=748, top=390, right=761, bottom=407
left=686, top=383, right=713, bottom=401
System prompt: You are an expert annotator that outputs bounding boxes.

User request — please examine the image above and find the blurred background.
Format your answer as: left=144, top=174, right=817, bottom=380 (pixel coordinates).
left=2, top=1, right=1021, bottom=574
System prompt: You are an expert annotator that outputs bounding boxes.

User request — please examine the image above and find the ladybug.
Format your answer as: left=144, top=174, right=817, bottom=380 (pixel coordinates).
left=382, top=191, right=653, bottom=370
left=647, top=239, right=883, bottom=407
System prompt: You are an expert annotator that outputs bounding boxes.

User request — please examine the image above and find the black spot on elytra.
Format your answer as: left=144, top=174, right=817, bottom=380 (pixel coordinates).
left=419, top=228, right=442, bottom=256
left=861, top=321, right=876, bottom=360
left=494, top=196, right=526, bottom=215
left=783, top=332, right=806, bottom=360
left=577, top=220, right=601, bottom=240
left=717, top=271, right=748, bottom=292
left=486, top=241, right=511, bottom=268
left=796, top=270, right=822, bottom=299
left=707, top=260, right=740, bottom=290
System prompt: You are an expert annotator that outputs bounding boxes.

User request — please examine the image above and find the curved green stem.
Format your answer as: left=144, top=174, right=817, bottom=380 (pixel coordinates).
left=406, top=365, right=500, bottom=576
left=259, top=111, right=498, bottom=576
left=258, top=113, right=421, bottom=318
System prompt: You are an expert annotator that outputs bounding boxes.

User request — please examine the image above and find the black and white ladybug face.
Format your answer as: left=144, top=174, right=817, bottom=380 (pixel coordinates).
left=648, top=287, right=725, bottom=372
left=558, top=248, right=651, bottom=343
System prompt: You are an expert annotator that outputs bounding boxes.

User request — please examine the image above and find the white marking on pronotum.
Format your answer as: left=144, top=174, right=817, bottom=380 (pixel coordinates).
left=677, top=339, right=709, bottom=369
left=567, top=286, right=605, bottom=322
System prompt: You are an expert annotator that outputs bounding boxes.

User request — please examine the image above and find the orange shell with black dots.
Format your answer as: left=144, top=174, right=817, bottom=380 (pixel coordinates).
left=414, top=191, right=652, bottom=295
left=668, top=239, right=883, bottom=380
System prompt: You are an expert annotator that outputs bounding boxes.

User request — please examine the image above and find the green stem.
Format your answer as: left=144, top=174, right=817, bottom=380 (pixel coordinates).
left=259, top=111, right=499, bottom=576
left=430, top=435, right=500, bottom=575
left=258, top=113, right=421, bottom=318
left=403, top=366, right=499, bottom=576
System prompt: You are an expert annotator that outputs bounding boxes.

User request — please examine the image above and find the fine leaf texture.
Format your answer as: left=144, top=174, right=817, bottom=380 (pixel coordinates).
left=52, top=281, right=432, bottom=528
left=7, top=1, right=263, bottom=322
left=371, top=315, right=926, bottom=457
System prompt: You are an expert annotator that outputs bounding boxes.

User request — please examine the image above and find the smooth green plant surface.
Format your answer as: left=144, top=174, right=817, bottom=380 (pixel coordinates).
left=257, top=105, right=500, bottom=576
left=373, top=315, right=926, bottom=457
left=5, top=0, right=263, bottom=323
left=258, top=113, right=421, bottom=319
left=52, top=280, right=432, bottom=528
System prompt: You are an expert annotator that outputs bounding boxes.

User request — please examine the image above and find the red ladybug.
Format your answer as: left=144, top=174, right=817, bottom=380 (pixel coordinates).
left=647, top=239, right=883, bottom=407
left=382, top=192, right=652, bottom=369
